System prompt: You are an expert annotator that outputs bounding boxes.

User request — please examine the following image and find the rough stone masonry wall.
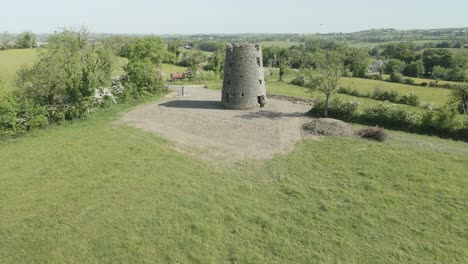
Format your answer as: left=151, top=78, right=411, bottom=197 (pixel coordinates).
left=221, top=44, right=266, bottom=109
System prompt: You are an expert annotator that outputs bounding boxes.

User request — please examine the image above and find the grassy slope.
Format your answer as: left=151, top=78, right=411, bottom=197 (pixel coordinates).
left=340, top=77, right=451, bottom=106
left=0, top=48, right=39, bottom=92
left=1, top=97, right=467, bottom=263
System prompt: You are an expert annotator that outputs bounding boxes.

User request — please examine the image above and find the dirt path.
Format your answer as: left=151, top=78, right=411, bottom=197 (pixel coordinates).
left=121, top=86, right=314, bottom=162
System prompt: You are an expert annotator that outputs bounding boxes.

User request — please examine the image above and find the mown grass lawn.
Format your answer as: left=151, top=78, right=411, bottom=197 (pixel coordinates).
left=1, top=95, right=467, bottom=263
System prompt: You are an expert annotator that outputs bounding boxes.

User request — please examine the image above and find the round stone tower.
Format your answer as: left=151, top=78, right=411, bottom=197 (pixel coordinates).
left=221, top=44, right=266, bottom=109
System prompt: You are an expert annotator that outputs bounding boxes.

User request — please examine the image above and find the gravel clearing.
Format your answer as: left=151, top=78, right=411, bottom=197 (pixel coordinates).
left=121, top=86, right=314, bottom=162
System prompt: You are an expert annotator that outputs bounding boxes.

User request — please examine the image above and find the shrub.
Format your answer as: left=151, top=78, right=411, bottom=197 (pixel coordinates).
left=357, top=127, right=388, bottom=142
left=399, top=92, right=420, bottom=106
left=361, top=102, right=418, bottom=130
left=123, top=59, right=165, bottom=98
left=192, top=71, right=219, bottom=82
left=291, top=71, right=306, bottom=86
left=372, top=88, right=399, bottom=102
left=337, top=86, right=363, bottom=97
left=403, top=78, right=415, bottom=85
left=370, top=74, right=381, bottom=80
left=0, top=94, right=19, bottom=137
left=389, top=71, right=404, bottom=83
left=420, top=106, right=460, bottom=135
left=309, top=98, right=361, bottom=121
left=420, top=82, right=428, bottom=87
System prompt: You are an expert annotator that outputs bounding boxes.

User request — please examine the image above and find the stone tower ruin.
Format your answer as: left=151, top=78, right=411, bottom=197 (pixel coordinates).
left=221, top=44, right=266, bottom=109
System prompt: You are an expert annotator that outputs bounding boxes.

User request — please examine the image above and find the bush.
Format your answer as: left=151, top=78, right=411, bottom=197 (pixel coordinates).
left=420, top=106, right=460, bottom=135
left=372, top=88, right=399, bottom=102
left=403, top=78, right=415, bottom=85
left=0, top=94, right=19, bottom=137
left=0, top=94, right=49, bottom=137
left=308, top=98, right=361, bottom=121
left=357, top=127, right=388, bottom=142
left=389, top=71, right=404, bottom=83
left=399, top=92, right=420, bottom=106
left=361, top=102, right=418, bottom=130
left=337, top=86, right=363, bottom=97
left=192, top=71, right=219, bottom=82
left=291, top=71, right=306, bottom=86
left=123, top=59, right=165, bottom=98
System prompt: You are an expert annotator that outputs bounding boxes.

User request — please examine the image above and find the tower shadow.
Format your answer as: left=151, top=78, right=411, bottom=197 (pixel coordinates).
left=159, top=100, right=223, bottom=110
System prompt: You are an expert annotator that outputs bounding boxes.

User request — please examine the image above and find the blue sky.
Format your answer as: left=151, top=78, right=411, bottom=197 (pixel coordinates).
left=1, top=0, right=467, bottom=34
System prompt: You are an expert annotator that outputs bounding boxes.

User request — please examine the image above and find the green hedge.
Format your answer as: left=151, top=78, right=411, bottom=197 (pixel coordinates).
left=309, top=98, right=468, bottom=141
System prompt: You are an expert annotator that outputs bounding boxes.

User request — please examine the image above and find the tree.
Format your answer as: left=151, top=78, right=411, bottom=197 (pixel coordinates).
left=124, top=37, right=165, bottom=65
left=384, top=59, right=406, bottom=74
left=16, top=31, right=37, bottom=49
left=346, top=48, right=369, bottom=78
left=389, top=71, right=404, bottom=83
left=210, top=48, right=225, bottom=78
left=124, top=59, right=164, bottom=98
left=432, top=66, right=448, bottom=84
left=306, top=50, right=346, bottom=116
left=16, top=27, right=114, bottom=119
left=277, top=49, right=289, bottom=81
left=403, top=59, right=425, bottom=77
left=450, top=84, right=468, bottom=124
left=422, top=49, right=453, bottom=74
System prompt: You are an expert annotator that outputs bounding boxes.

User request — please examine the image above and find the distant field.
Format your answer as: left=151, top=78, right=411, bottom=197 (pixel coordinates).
left=340, top=77, right=451, bottom=107
left=259, top=41, right=301, bottom=48
left=348, top=40, right=440, bottom=49
left=0, top=49, right=39, bottom=91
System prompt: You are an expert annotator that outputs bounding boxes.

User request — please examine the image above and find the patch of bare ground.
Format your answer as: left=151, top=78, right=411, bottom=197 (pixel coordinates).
left=121, top=86, right=314, bottom=163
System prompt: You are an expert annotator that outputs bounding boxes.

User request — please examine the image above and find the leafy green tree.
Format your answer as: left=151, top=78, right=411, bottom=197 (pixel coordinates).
left=403, top=59, right=425, bottom=77
left=422, top=49, right=453, bottom=74
left=431, top=66, right=447, bottom=84
left=123, top=59, right=164, bottom=98
left=16, top=31, right=37, bottom=49
left=210, top=48, right=225, bottom=78
left=124, top=37, right=165, bottom=65
left=306, top=50, right=346, bottom=116
left=277, top=49, right=289, bottom=81
left=16, top=28, right=114, bottom=119
left=346, top=48, right=369, bottom=78
left=384, top=59, right=406, bottom=74
left=389, top=71, right=404, bottom=83
left=381, top=43, right=419, bottom=63
left=450, top=84, right=468, bottom=124
left=179, top=51, right=206, bottom=75
left=101, top=36, right=136, bottom=57
left=288, top=48, right=304, bottom=69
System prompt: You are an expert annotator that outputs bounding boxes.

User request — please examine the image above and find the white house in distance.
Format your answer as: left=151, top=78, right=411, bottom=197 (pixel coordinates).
left=370, top=59, right=385, bottom=72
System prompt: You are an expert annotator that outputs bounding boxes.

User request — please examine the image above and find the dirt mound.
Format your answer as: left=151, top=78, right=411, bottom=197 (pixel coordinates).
left=302, top=118, right=354, bottom=137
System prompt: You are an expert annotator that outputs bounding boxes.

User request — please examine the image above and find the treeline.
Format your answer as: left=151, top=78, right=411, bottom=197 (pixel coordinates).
left=0, top=29, right=168, bottom=138
left=0, top=32, right=40, bottom=49
left=262, top=38, right=370, bottom=81
left=372, top=42, right=468, bottom=82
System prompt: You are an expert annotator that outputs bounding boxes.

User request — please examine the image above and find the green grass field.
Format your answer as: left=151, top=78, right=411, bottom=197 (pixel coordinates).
left=1, top=93, right=467, bottom=263
left=259, top=41, right=301, bottom=48
left=262, top=70, right=453, bottom=113
left=1, top=50, right=468, bottom=263
left=0, top=48, right=39, bottom=91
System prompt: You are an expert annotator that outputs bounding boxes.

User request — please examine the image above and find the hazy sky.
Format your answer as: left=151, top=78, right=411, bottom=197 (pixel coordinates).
left=2, top=0, right=467, bottom=34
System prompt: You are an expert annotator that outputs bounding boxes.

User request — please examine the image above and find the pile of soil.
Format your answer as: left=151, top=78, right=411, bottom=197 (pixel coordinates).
left=302, top=118, right=354, bottom=137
